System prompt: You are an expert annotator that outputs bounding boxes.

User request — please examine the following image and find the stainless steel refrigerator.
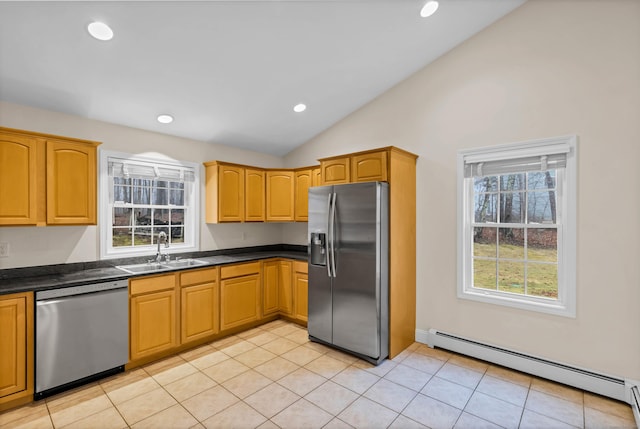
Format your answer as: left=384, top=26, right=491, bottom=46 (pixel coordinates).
left=308, top=181, right=389, bottom=365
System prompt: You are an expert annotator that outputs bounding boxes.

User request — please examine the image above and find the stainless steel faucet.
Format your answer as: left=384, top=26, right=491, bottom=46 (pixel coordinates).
left=155, top=231, right=169, bottom=262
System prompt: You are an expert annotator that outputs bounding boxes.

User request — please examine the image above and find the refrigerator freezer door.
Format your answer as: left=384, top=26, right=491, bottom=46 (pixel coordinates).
left=331, top=182, right=384, bottom=359
left=308, top=185, right=333, bottom=344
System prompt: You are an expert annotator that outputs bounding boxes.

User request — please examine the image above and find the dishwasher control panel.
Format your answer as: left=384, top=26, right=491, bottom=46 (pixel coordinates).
left=36, top=279, right=128, bottom=300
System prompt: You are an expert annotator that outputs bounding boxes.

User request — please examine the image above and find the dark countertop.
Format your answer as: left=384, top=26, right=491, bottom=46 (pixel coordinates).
left=0, top=246, right=307, bottom=295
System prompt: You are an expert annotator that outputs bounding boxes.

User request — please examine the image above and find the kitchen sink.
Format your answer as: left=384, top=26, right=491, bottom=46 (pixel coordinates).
left=164, top=259, right=207, bottom=268
left=115, top=259, right=207, bottom=274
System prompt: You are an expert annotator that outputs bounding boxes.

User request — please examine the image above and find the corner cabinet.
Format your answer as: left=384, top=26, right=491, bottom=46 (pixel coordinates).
left=294, top=168, right=312, bottom=221
left=0, top=127, right=100, bottom=226
left=0, top=292, right=34, bottom=411
left=204, top=161, right=245, bottom=223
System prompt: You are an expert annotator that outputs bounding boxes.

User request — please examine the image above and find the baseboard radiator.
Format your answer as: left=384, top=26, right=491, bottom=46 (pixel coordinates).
left=631, top=385, right=640, bottom=427
left=425, top=329, right=632, bottom=404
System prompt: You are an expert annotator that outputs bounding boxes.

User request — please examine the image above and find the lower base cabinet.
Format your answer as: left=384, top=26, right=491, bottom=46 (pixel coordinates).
left=220, top=262, right=261, bottom=331
left=180, top=268, right=219, bottom=344
left=293, top=261, right=308, bottom=323
left=0, top=292, right=33, bottom=410
left=130, top=274, right=178, bottom=361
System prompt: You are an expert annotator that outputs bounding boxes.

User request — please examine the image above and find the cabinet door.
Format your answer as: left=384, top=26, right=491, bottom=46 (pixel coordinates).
left=266, top=171, right=294, bottom=221
left=294, top=169, right=312, bottom=221
left=0, top=293, right=33, bottom=401
left=218, top=164, right=245, bottom=222
left=220, top=274, right=260, bottom=331
left=262, top=261, right=279, bottom=316
left=278, top=260, right=293, bottom=315
left=130, top=290, right=178, bottom=361
left=351, top=151, right=388, bottom=183
left=321, top=158, right=350, bottom=185
left=46, top=139, right=97, bottom=225
left=312, top=167, right=322, bottom=187
left=245, top=168, right=265, bottom=222
left=0, top=133, right=39, bottom=225
left=293, top=272, right=308, bottom=323
left=181, top=282, right=219, bottom=344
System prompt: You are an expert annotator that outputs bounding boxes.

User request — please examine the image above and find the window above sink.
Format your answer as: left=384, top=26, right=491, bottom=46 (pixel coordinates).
left=99, top=150, right=201, bottom=260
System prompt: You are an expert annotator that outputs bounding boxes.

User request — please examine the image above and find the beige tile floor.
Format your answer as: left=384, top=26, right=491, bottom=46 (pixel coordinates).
left=1, top=320, right=636, bottom=429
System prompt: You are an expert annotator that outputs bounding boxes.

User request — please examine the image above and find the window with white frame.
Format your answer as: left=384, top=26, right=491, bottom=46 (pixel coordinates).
left=457, top=136, right=577, bottom=317
left=100, top=151, right=199, bottom=258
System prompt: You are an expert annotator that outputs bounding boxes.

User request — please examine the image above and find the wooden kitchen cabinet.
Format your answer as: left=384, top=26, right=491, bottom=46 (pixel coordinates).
left=278, top=260, right=293, bottom=315
left=266, top=170, right=294, bottom=221
left=0, top=292, right=33, bottom=411
left=294, top=168, right=312, bottom=221
left=220, top=262, right=261, bottom=331
left=293, top=261, right=308, bottom=323
left=320, top=157, right=350, bottom=185
left=204, top=161, right=245, bottom=223
left=351, top=150, right=388, bottom=183
left=46, top=139, right=98, bottom=225
left=312, top=167, right=322, bottom=187
left=129, top=273, right=178, bottom=362
left=245, top=168, right=265, bottom=222
left=0, top=127, right=100, bottom=226
left=0, top=132, right=38, bottom=225
left=180, top=268, right=219, bottom=345
left=262, top=260, right=280, bottom=316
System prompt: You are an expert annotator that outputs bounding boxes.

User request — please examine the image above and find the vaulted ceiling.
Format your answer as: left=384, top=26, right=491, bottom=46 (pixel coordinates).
left=0, top=1, right=525, bottom=155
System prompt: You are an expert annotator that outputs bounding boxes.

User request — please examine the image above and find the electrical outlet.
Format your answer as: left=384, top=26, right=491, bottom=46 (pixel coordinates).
left=0, top=242, right=9, bottom=258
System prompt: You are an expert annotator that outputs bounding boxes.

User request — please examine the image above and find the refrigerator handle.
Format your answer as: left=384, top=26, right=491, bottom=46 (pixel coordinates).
left=329, top=192, right=337, bottom=277
left=326, top=193, right=333, bottom=278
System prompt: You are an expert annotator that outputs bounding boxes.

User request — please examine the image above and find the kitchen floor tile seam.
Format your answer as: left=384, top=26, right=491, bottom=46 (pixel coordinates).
left=522, top=390, right=586, bottom=429
left=48, top=382, right=128, bottom=429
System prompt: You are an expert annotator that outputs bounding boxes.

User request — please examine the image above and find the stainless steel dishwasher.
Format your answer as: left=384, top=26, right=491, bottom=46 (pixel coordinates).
left=35, top=279, right=128, bottom=399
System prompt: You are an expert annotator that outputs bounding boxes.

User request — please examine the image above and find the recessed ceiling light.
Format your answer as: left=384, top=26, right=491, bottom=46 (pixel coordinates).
left=293, top=103, right=307, bottom=113
left=87, top=21, right=113, bottom=41
left=420, top=0, right=439, bottom=18
left=157, top=114, right=174, bottom=124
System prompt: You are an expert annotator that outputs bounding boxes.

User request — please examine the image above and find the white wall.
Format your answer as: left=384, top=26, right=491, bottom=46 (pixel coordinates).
left=0, top=101, right=285, bottom=268
left=284, top=0, right=640, bottom=380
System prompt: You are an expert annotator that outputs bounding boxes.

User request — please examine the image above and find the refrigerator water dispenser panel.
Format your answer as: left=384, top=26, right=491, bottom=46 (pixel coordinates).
left=310, top=232, right=327, bottom=266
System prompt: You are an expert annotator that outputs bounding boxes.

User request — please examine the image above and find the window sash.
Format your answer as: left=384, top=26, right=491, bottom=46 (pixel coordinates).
left=100, top=150, right=200, bottom=259
left=457, top=135, right=576, bottom=318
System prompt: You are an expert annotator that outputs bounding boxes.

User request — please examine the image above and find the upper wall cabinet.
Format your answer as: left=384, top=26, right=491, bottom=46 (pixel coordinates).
left=320, top=157, right=350, bottom=185
left=351, top=150, right=388, bottom=183
left=312, top=167, right=322, bottom=187
left=294, top=168, right=312, bottom=221
left=245, top=168, right=265, bottom=222
left=204, top=161, right=245, bottom=223
left=266, top=170, right=294, bottom=221
left=0, top=127, right=100, bottom=226
left=319, top=147, right=410, bottom=185
left=46, top=139, right=98, bottom=225
left=0, top=132, right=38, bottom=225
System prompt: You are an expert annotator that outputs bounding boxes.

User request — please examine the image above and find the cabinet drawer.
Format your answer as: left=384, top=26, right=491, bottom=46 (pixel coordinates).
left=130, top=274, right=176, bottom=296
left=180, top=268, right=217, bottom=287
left=220, top=262, right=260, bottom=279
left=294, top=260, right=308, bottom=274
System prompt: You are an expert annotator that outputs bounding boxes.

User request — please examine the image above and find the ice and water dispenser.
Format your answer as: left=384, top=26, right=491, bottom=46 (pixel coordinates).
left=309, top=232, right=326, bottom=266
